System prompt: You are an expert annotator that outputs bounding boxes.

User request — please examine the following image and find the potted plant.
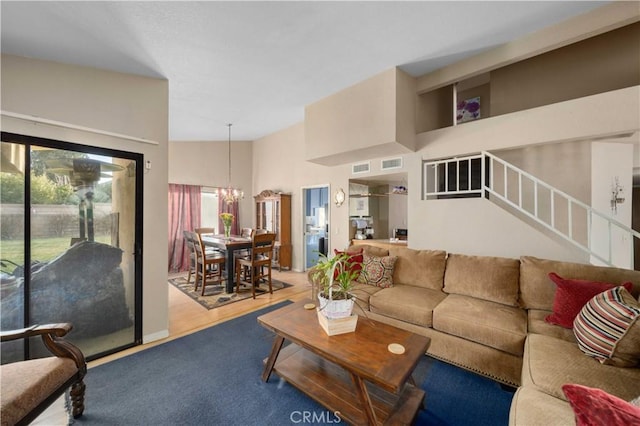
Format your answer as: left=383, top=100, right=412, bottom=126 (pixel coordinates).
left=310, top=251, right=360, bottom=320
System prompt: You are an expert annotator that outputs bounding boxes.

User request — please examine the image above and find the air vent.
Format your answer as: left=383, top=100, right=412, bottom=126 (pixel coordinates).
left=381, top=157, right=403, bottom=170
left=352, top=162, right=370, bottom=175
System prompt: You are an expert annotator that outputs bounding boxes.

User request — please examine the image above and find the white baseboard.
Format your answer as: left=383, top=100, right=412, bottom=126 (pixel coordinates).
left=143, top=329, right=169, bottom=344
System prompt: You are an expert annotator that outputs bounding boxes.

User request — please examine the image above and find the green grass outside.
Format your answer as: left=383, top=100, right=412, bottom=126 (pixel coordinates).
left=1, top=235, right=109, bottom=272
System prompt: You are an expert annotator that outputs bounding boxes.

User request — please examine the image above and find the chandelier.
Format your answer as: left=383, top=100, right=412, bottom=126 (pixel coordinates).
left=220, top=123, right=244, bottom=205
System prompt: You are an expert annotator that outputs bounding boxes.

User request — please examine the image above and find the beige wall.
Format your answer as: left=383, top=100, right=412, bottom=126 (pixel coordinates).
left=168, top=140, right=253, bottom=228
left=497, top=141, right=592, bottom=205
left=1, top=54, right=170, bottom=343
left=252, top=123, right=353, bottom=270
left=304, top=68, right=415, bottom=166
left=491, top=22, right=640, bottom=116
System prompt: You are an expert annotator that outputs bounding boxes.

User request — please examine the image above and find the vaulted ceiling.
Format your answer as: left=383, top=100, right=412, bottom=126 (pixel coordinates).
left=1, top=1, right=608, bottom=141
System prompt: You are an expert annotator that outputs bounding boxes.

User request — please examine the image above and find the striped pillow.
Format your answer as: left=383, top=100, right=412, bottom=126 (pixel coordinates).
left=573, top=286, right=640, bottom=367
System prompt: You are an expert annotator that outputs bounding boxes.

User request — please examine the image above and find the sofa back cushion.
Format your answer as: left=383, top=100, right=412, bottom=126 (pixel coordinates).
left=346, top=244, right=389, bottom=258
left=443, top=253, right=520, bottom=306
left=388, top=247, right=447, bottom=290
left=519, top=256, right=640, bottom=310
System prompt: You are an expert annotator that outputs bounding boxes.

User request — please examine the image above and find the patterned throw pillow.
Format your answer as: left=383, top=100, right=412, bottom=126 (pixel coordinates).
left=573, top=286, right=640, bottom=367
left=562, top=384, right=640, bottom=426
left=356, top=254, right=397, bottom=288
left=545, top=272, right=633, bottom=329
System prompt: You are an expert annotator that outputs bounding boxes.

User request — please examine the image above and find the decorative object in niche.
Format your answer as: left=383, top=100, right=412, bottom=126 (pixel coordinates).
left=392, top=185, right=407, bottom=194
left=611, top=176, right=625, bottom=214
left=334, top=188, right=345, bottom=207
left=457, top=96, right=481, bottom=123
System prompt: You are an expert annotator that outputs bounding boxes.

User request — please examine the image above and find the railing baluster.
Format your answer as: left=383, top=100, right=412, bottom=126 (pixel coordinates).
left=568, top=200, right=573, bottom=239
left=482, top=155, right=487, bottom=197
left=534, top=180, right=538, bottom=219
left=444, top=162, right=449, bottom=194
left=608, top=220, right=613, bottom=265
left=518, top=170, right=522, bottom=209
left=468, top=158, right=472, bottom=192
left=587, top=208, right=592, bottom=250
left=503, top=163, right=508, bottom=200
left=550, top=189, right=555, bottom=229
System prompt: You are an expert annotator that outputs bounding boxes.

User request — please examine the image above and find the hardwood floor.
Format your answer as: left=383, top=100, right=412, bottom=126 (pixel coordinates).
left=89, top=269, right=312, bottom=368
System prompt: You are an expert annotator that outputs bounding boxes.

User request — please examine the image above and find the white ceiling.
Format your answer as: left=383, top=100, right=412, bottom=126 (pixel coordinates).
left=1, top=1, right=608, bottom=142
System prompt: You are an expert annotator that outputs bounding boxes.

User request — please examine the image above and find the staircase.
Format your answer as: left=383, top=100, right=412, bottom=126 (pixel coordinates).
left=423, top=152, right=639, bottom=268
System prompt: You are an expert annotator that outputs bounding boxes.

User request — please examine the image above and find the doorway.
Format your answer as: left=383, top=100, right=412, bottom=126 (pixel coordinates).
left=0, top=132, right=142, bottom=362
left=302, top=186, right=329, bottom=271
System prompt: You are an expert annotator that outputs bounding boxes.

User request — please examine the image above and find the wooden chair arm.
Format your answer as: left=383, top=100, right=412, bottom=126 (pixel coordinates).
left=0, top=323, right=72, bottom=342
left=0, top=323, right=86, bottom=372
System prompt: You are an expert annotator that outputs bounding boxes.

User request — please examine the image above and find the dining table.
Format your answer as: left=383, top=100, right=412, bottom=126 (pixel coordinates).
left=200, top=234, right=253, bottom=293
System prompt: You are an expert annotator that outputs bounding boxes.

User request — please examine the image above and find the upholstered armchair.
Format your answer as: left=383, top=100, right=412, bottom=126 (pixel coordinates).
left=0, top=323, right=86, bottom=426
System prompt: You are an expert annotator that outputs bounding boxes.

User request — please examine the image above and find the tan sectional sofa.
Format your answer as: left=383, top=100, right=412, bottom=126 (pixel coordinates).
left=321, top=244, right=640, bottom=425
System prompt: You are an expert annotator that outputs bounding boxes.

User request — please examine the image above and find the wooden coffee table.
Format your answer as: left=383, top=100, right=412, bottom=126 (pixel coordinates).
left=258, top=299, right=431, bottom=425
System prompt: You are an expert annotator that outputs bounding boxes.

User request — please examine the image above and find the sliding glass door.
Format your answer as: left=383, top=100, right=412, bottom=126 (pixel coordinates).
left=0, top=132, right=142, bottom=362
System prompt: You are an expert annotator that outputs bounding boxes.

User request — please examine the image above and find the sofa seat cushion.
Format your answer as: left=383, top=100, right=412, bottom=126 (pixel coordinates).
left=369, top=285, right=447, bottom=327
left=443, top=254, right=520, bottom=307
left=522, top=333, right=640, bottom=402
left=527, top=309, right=576, bottom=343
left=1, top=357, right=77, bottom=426
left=349, top=281, right=384, bottom=309
left=508, top=386, right=575, bottom=426
left=433, top=294, right=527, bottom=356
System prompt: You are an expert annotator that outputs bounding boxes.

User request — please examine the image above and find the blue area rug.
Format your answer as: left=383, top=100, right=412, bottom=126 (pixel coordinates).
left=76, top=301, right=514, bottom=425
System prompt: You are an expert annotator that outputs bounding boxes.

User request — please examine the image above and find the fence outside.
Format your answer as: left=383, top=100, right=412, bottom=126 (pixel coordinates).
left=1, top=203, right=113, bottom=240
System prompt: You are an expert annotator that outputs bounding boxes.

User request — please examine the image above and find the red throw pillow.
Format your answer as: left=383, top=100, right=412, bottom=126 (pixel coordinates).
left=562, top=384, right=640, bottom=426
left=333, top=248, right=363, bottom=280
left=545, top=272, right=633, bottom=329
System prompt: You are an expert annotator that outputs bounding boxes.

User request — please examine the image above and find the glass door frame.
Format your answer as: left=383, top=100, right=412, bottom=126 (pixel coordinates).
left=1, top=131, right=143, bottom=361
left=301, top=184, right=330, bottom=272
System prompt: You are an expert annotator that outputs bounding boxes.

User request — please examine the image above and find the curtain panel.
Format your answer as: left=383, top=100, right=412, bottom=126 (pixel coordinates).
left=168, top=183, right=201, bottom=272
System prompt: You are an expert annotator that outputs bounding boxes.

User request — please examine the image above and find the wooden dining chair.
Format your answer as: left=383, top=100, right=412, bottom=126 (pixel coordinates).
left=194, top=227, right=221, bottom=254
left=183, top=230, right=198, bottom=284
left=192, top=232, right=226, bottom=295
left=235, top=232, right=276, bottom=299
left=240, top=228, right=254, bottom=239
left=235, top=228, right=256, bottom=278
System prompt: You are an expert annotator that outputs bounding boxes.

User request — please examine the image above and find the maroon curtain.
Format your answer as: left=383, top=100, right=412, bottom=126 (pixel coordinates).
left=168, top=183, right=202, bottom=272
left=217, top=188, right=240, bottom=235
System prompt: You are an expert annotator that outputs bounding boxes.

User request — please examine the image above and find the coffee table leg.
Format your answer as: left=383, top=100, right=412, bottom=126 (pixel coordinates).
left=262, top=335, right=285, bottom=382
left=351, top=373, right=378, bottom=425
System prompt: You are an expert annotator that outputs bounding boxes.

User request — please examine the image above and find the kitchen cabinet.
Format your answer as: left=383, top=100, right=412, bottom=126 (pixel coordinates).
left=255, top=190, right=291, bottom=270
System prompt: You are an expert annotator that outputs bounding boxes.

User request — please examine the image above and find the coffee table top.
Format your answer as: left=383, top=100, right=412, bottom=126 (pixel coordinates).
left=258, top=299, right=430, bottom=393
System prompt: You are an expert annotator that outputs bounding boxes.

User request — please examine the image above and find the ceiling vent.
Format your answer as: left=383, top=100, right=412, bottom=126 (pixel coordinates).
left=351, top=161, right=370, bottom=175
left=381, top=157, right=403, bottom=170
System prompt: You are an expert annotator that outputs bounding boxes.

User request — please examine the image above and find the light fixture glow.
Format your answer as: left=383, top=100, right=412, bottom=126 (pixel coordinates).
left=221, top=123, right=244, bottom=205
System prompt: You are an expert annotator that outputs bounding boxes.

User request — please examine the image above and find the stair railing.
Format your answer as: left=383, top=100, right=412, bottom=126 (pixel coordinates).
left=423, top=152, right=639, bottom=268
